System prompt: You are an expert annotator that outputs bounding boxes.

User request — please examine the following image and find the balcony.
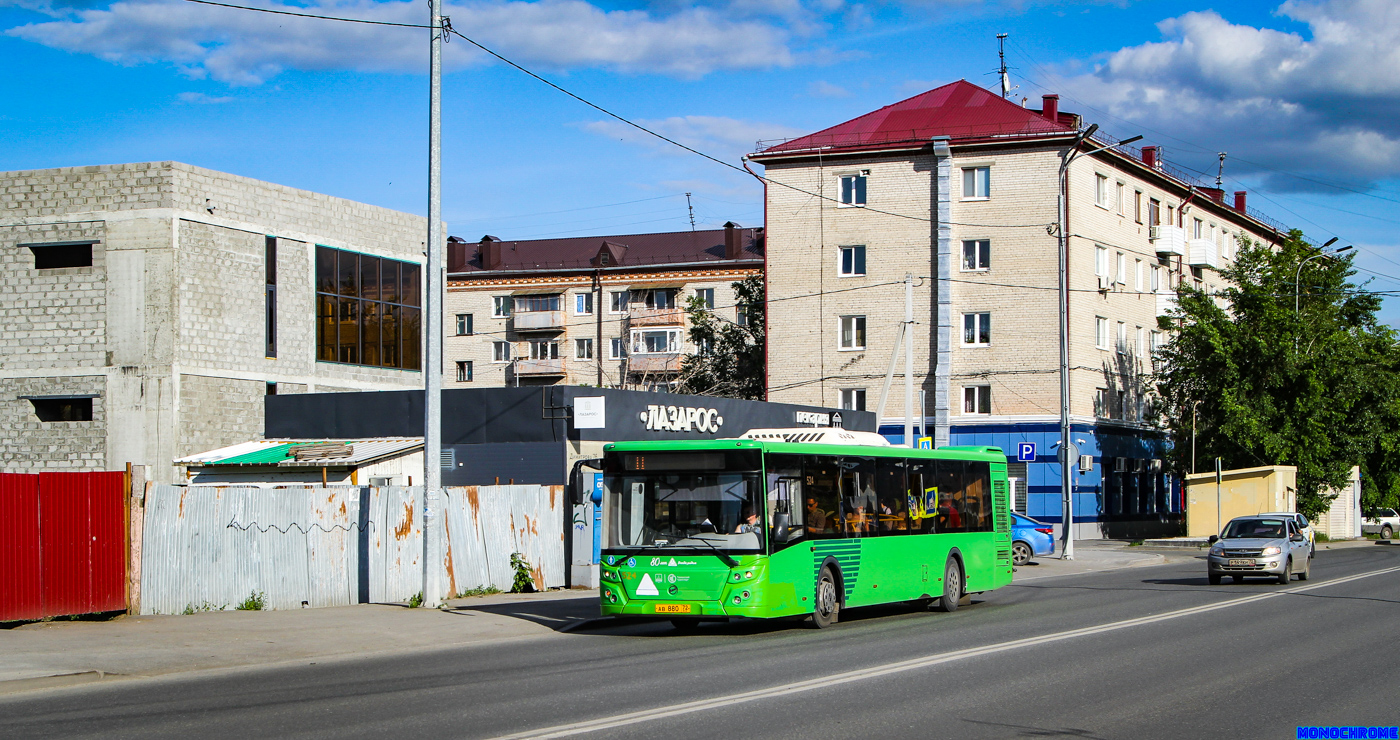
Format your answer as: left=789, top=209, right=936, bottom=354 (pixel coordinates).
left=1155, top=291, right=1179, bottom=317
left=1187, top=239, right=1219, bottom=269
left=629, top=307, right=685, bottom=327
left=514, top=358, right=566, bottom=376
left=511, top=311, right=565, bottom=332
left=628, top=353, right=682, bottom=375
left=1150, top=225, right=1186, bottom=256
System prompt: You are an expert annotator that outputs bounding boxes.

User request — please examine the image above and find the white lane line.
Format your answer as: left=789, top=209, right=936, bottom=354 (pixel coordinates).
left=485, top=564, right=1400, bottom=740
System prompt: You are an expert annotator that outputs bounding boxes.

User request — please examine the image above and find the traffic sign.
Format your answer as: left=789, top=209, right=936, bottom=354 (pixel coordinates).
left=1017, top=442, right=1036, bottom=462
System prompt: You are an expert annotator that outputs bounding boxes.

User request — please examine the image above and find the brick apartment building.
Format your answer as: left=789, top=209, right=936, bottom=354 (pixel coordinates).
left=750, top=80, right=1283, bottom=538
left=0, top=162, right=430, bottom=482
left=444, top=224, right=763, bottom=390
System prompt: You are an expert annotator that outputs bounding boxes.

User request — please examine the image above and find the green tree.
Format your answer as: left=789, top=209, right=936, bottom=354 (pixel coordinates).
left=676, top=275, right=766, bottom=400
left=1155, top=230, right=1400, bottom=520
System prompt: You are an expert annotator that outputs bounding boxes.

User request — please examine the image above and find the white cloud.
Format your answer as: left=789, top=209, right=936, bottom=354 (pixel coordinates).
left=1056, top=0, right=1400, bottom=189
left=4, top=0, right=797, bottom=85
left=807, top=80, right=848, bottom=97
left=177, top=91, right=234, bottom=103
left=581, top=115, right=806, bottom=161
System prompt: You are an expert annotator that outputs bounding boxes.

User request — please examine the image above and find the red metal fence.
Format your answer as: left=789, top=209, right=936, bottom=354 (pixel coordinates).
left=0, top=472, right=127, bottom=621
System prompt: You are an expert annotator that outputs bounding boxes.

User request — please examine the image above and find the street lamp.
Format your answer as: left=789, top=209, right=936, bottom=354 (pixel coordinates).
left=1295, top=245, right=1352, bottom=314
left=1056, top=128, right=1141, bottom=560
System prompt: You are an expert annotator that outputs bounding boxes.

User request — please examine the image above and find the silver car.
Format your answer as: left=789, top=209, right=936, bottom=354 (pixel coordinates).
left=1207, top=516, right=1312, bottom=585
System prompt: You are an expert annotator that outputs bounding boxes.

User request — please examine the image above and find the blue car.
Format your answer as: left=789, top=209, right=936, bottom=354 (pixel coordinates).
left=1011, top=513, right=1056, bottom=566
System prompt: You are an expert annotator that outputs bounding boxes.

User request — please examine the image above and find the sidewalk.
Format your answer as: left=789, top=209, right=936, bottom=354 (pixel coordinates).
left=1010, top=538, right=1197, bottom=582
left=0, top=589, right=602, bottom=696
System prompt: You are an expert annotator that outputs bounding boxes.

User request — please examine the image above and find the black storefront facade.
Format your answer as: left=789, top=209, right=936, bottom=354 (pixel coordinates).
left=266, top=387, right=876, bottom=486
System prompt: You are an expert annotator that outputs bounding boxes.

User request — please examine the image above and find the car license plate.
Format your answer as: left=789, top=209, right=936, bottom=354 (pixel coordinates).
left=654, top=604, right=691, bottom=614
left=1228, top=558, right=1253, bottom=566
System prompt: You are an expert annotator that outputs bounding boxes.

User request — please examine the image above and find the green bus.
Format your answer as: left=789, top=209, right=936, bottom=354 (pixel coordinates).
left=597, top=430, right=1013, bottom=628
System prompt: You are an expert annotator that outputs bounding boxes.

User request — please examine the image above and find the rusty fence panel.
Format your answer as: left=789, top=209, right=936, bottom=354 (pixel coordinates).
left=140, top=484, right=561, bottom=612
left=0, top=473, right=42, bottom=621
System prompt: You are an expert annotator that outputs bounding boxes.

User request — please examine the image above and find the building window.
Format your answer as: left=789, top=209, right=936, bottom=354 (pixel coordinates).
left=839, top=315, right=866, bottom=350
left=1136, top=326, right=1146, bottom=358
left=961, top=167, right=990, bottom=199
left=840, top=388, right=867, bottom=411
left=1134, top=260, right=1144, bottom=292
left=492, top=296, right=512, bottom=318
left=1149, top=198, right=1161, bottom=226
left=961, top=240, right=990, bottom=271
left=455, top=313, right=473, bottom=336
left=529, top=340, right=559, bottom=360
left=456, top=361, right=473, bottom=382
left=1115, top=252, right=1126, bottom=285
left=962, top=312, right=990, bottom=346
left=1116, top=182, right=1125, bottom=215
left=1095, top=388, right=1110, bottom=418
left=963, top=386, right=991, bottom=415
left=610, top=291, right=629, bottom=313
left=314, top=246, right=421, bottom=370
left=1095, top=246, right=1109, bottom=277
left=1117, top=321, right=1127, bottom=354
left=1193, top=218, right=1204, bottom=239
left=639, top=289, right=677, bottom=309
left=575, top=338, right=593, bottom=360
left=515, top=294, right=560, bottom=313
left=632, top=329, right=680, bottom=354
left=696, top=288, right=714, bottom=309
left=265, top=236, right=277, bottom=359
left=27, top=241, right=93, bottom=269
left=610, top=337, right=627, bottom=359
left=1134, top=191, right=1143, bottom=224
left=737, top=302, right=750, bottom=327
left=493, top=341, right=511, bottom=363
left=575, top=292, right=593, bottom=315
left=29, top=396, right=93, bottom=422
left=1096, top=317, right=1109, bottom=349
left=839, top=245, right=866, bottom=276
left=1151, top=330, right=1163, bottom=356
left=266, top=382, right=277, bottom=396
left=1151, top=265, right=1162, bottom=292
left=839, top=174, right=867, bottom=206
left=1095, top=174, right=1109, bottom=207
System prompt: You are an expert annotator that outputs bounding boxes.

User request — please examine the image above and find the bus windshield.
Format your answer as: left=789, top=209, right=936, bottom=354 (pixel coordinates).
left=604, top=450, right=764, bottom=553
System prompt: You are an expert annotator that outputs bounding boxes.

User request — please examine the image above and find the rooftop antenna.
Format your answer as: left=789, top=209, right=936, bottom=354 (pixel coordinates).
left=1216, top=152, right=1227, bottom=189
left=997, top=33, right=1016, bottom=99
left=685, top=192, right=696, bottom=231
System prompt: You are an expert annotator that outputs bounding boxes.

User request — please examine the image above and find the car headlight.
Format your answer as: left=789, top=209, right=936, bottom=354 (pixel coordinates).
left=1210, top=545, right=1224, bottom=556
left=1261, top=546, right=1281, bottom=556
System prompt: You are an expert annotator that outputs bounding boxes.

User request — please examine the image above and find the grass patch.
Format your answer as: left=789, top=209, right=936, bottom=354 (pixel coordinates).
left=1127, top=539, right=1145, bottom=547
left=181, top=601, right=225, bottom=615
left=407, top=591, right=424, bottom=609
left=1315, top=532, right=1331, bottom=543
left=454, top=585, right=502, bottom=598
left=235, top=591, right=266, bottom=611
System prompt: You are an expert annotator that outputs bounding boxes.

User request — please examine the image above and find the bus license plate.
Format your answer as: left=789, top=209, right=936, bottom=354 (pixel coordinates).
left=1228, top=559, right=1253, bottom=566
left=654, top=604, right=691, bottom=614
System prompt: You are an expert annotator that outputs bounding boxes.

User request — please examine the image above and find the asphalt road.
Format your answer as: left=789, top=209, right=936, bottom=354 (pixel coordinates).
left=3, top=545, right=1397, bottom=739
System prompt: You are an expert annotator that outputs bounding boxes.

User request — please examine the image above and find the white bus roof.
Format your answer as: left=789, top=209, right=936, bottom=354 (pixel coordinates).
left=738, top=428, right=893, bottom=446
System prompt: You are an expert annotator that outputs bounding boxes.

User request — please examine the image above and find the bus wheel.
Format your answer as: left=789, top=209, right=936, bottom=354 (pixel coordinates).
left=935, top=558, right=962, bottom=613
left=812, top=565, right=840, bottom=628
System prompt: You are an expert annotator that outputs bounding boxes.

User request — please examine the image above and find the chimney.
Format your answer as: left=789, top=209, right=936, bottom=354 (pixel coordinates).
left=724, top=221, right=743, bottom=260
left=1234, top=191, right=1247, bottom=212
left=1040, top=94, right=1059, bottom=123
left=478, top=235, right=502, bottom=270
left=447, top=235, right=467, bottom=273
left=1141, top=146, right=1159, bottom=169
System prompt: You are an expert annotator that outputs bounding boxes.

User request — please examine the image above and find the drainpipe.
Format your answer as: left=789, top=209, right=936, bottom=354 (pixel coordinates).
left=593, top=268, right=603, bottom=386
left=931, top=136, right=952, bottom=448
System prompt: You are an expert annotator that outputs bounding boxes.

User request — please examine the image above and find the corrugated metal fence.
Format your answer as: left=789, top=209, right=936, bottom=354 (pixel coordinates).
left=0, top=471, right=128, bottom=622
left=139, top=484, right=564, bottom=614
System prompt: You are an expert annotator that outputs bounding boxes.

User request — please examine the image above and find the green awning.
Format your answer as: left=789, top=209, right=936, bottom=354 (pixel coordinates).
left=209, top=443, right=303, bottom=465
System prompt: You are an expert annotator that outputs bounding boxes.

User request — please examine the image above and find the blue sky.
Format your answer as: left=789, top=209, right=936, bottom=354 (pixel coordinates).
left=5, top=0, right=1400, bottom=321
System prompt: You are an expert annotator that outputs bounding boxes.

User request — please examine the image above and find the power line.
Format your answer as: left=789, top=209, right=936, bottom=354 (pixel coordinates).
left=184, top=0, right=431, bottom=27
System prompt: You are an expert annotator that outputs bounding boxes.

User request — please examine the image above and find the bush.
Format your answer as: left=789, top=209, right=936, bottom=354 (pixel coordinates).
left=235, top=591, right=266, bottom=611
left=407, top=591, right=424, bottom=608
left=510, top=553, right=534, bottom=593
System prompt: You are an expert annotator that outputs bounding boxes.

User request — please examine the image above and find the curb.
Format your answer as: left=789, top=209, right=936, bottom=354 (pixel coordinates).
left=0, top=670, right=123, bottom=696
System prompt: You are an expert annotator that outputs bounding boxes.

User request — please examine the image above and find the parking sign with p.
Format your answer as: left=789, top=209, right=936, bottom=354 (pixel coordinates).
left=1017, top=443, right=1036, bottom=462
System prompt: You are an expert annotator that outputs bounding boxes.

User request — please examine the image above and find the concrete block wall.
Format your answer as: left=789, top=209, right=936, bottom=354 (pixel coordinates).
left=0, top=222, right=107, bottom=371
left=176, top=374, right=266, bottom=459
left=0, top=375, right=106, bottom=471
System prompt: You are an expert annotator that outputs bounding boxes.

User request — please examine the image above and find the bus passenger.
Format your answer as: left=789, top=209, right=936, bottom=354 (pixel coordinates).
left=806, top=498, right=828, bottom=532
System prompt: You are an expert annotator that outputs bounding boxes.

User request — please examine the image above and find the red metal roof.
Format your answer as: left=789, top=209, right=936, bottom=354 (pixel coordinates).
left=448, top=226, right=762, bottom=274
left=753, top=80, right=1075, bottom=159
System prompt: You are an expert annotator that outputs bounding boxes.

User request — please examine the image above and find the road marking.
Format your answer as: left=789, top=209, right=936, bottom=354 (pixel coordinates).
left=485, top=564, right=1400, bottom=739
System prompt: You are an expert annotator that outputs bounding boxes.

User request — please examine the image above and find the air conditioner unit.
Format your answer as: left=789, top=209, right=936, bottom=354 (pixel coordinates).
left=1149, top=459, right=1163, bottom=472
left=1114, top=457, right=1129, bottom=472
left=1097, top=275, right=1112, bottom=291
left=1148, top=225, right=1160, bottom=242
left=1078, top=454, right=1094, bottom=472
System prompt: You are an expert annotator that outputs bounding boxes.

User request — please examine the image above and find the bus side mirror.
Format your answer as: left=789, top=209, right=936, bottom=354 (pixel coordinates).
left=773, top=512, right=790, bottom=542
left=570, top=458, right=603, bottom=506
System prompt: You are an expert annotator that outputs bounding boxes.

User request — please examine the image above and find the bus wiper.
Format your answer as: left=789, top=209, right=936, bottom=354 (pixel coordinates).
left=686, top=537, right=739, bottom=567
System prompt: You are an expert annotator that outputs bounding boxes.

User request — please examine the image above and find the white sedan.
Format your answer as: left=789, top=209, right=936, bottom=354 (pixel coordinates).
left=1362, top=508, right=1399, bottom=540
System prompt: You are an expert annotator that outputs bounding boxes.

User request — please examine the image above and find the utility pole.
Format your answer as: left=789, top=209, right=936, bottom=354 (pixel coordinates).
left=997, top=33, right=1011, bottom=99
left=421, top=0, right=444, bottom=609
left=903, top=273, right=914, bottom=449
left=686, top=192, right=696, bottom=231
left=1215, top=152, right=1227, bottom=190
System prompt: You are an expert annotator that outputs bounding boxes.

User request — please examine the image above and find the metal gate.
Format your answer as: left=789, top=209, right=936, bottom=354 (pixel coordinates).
left=0, top=472, right=128, bottom=621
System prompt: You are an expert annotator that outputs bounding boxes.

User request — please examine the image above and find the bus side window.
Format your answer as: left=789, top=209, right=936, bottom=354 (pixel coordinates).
left=839, top=457, right=877, bottom=538
left=936, top=461, right=968, bottom=533
left=907, top=460, right=936, bottom=534
left=965, top=461, right=993, bottom=532
left=803, top=456, right=840, bottom=539
left=875, top=458, right=909, bottom=534
left=767, top=453, right=805, bottom=551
